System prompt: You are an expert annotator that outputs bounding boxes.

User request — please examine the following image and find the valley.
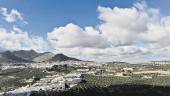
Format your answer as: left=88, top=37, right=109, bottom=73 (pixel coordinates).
left=1, top=50, right=170, bottom=96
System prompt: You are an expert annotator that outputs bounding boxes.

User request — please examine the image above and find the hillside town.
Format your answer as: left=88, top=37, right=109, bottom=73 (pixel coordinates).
left=1, top=50, right=170, bottom=96
left=1, top=59, right=170, bottom=96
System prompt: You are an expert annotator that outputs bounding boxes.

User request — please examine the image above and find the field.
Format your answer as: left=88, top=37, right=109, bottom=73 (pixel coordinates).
left=30, top=74, right=170, bottom=96
left=2, top=63, right=170, bottom=96
left=82, top=74, right=170, bottom=86
left=0, top=68, right=51, bottom=92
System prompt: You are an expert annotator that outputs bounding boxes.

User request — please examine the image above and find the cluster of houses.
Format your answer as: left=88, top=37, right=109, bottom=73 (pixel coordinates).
left=3, top=60, right=170, bottom=96
left=6, top=73, right=82, bottom=96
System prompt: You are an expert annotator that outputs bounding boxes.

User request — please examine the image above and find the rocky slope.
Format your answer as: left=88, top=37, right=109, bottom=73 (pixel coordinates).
left=0, top=51, right=29, bottom=63
left=49, top=53, right=80, bottom=62
left=0, top=50, right=81, bottom=63
left=31, top=52, right=55, bottom=62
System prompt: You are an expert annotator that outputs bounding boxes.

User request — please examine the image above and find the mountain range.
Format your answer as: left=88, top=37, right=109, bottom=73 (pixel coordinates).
left=0, top=50, right=81, bottom=63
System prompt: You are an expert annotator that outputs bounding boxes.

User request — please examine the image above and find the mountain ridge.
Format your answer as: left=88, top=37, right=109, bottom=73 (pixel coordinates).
left=0, top=50, right=81, bottom=63
left=0, top=51, right=30, bottom=63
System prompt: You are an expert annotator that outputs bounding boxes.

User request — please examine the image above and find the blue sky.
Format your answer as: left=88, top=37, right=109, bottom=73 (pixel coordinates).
left=1, top=0, right=170, bottom=62
left=0, top=0, right=169, bottom=38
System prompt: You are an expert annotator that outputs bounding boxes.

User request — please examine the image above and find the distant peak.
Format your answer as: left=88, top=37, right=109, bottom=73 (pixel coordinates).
left=50, top=53, right=81, bottom=61
left=56, top=53, right=66, bottom=56
left=30, top=49, right=36, bottom=52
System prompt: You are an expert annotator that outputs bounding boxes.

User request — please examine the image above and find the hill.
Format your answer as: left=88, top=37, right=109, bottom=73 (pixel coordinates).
left=0, top=50, right=81, bottom=63
left=0, top=51, right=29, bottom=63
left=12, top=50, right=39, bottom=61
left=31, top=52, right=55, bottom=62
left=49, top=53, right=81, bottom=62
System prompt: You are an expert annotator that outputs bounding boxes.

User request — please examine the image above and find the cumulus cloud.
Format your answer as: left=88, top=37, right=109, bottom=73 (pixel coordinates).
left=47, top=2, right=170, bottom=62
left=57, top=46, right=148, bottom=56
left=1, top=1, right=170, bottom=62
left=0, top=7, right=46, bottom=52
left=48, top=23, right=109, bottom=49
left=97, top=2, right=162, bottom=46
left=0, top=27, right=48, bottom=52
left=0, top=7, right=26, bottom=23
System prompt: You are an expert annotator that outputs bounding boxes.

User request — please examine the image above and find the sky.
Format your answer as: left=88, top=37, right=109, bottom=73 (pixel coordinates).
left=0, top=0, right=170, bottom=62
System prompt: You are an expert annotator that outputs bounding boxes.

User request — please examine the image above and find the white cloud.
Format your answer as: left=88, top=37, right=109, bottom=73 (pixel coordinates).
left=97, top=2, right=161, bottom=46
left=47, top=2, right=170, bottom=62
left=0, top=27, right=48, bottom=52
left=48, top=23, right=109, bottom=49
left=1, top=2, right=170, bottom=62
left=57, top=46, right=148, bottom=56
left=0, top=7, right=26, bottom=23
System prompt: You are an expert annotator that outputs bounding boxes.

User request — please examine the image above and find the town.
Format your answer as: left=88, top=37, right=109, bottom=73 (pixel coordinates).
left=1, top=60, right=170, bottom=96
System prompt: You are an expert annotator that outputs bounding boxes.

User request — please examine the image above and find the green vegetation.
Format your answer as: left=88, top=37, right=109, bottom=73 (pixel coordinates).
left=108, top=62, right=170, bottom=71
left=0, top=68, right=49, bottom=78
left=30, top=84, right=170, bottom=96
left=0, top=68, right=52, bottom=92
left=46, top=64, right=76, bottom=73
left=82, top=74, right=170, bottom=86
left=30, top=74, right=170, bottom=96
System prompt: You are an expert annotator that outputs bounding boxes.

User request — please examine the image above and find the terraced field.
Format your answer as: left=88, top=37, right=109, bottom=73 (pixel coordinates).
left=0, top=68, right=52, bottom=92
left=30, top=84, right=170, bottom=96
left=30, top=74, right=170, bottom=96
left=83, top=74, right=170, bottom=86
